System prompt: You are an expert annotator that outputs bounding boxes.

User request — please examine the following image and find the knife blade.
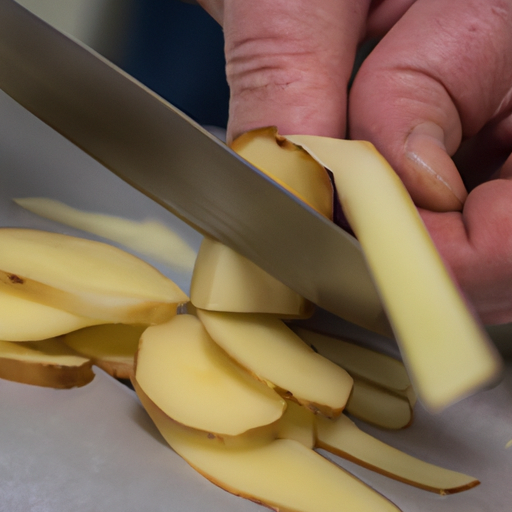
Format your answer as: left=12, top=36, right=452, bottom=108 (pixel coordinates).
left=0, top=0, right=391, bottom=337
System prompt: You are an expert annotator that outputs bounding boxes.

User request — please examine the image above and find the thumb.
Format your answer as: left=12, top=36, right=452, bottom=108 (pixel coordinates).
left=349, top=0, right=512, bottom=212
left=222, top=0, right=370, bottom=143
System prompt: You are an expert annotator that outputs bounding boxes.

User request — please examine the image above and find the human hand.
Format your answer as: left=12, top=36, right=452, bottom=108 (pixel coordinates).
left=198, top=0, right=512, bottom=325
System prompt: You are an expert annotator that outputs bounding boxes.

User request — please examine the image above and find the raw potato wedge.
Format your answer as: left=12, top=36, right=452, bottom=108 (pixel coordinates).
left=135, top=314, right=286, bottom=438
left=293, top=327, right=415, bottom=401
left=0, top=228, right=188, bottom=324
left=316, top=414, right=480, bottom=495
left=285, top=134, right=502, bottom=411
left=0, top=286, right=104, bottom=341
left=190, top=237, right=314, bottom=318
left=346, top=377, right=414, bottom=430
left=197, top=309, right=353, bottom=417
left=62, top=324, right=146, bottom=379
left=232, top=126, right=333, bottom=219
left=0, top=338, right=94, bottom=388
left=135, top=379, right=401, bottom=512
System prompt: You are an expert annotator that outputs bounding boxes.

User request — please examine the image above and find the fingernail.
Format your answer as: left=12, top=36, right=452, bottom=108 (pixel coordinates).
left=405, top=122, right=467, bottom=211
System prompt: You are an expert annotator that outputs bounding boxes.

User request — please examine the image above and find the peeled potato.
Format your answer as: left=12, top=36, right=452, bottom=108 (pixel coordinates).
left=135, top=377, right=401, bottom=512
left=284, top=134, right=502, bottom=411
left=0, top=286, right=104, bottom=341
left=197, top=309, right=353, bottom=418
left=134, top=314, right=286, bottom=438
left=62, top=324, right=145, bottom=379
left=190, top=237, right=314, bottom=318
left=345, top=377, right=414, bottom=430
left=0, top=228, right=188, bottom=324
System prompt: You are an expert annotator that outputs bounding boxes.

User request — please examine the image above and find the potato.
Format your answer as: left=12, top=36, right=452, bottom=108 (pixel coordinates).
left=190, top=237, right=314, bottom=318
left=197, top=309, right=353, bottom=418
left=0, top=285, right=103, bottom=341
left=345, top=377, right=414, bottom=430
left=134, top=314, right=286, bottom=438
left=62, top=324, right=145, bottom=379
left=285, top=134, right=502, bottom=411
left=134, top=376, right=402, bottom=512
left=316, top=413, right=479, bottom=494
left=0, top=228, right=188, bottom=324
left=0, top=338, right=93, bottom=388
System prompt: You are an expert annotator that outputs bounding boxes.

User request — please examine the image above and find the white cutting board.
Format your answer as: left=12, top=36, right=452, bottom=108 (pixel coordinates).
left=0, top=90, right=511, bottom=512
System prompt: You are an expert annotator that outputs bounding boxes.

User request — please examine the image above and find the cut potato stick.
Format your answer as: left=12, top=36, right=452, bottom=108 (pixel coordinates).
left=316, top=414, right=480, bottom=495
left=0, top=338, right=93, bottom=388
left=191, top=237, right=314, bottom=318
left=346, top=377, right=414, bottom=430
left=62, top=324, right=145, bottom=379
left=135, top=378, right=401, bottom=512
left=0, top=286, right=104, bottom=341
left=135, top=314, right=286, bottom=438
left=197, top=310, right=353, bottom=417
left=0, top=228, right=188, bottom=324
left=285, top=135, right=502, bottom=411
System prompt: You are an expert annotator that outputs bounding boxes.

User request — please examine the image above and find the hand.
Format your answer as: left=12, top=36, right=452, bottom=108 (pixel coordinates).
left=198, top=0, right=512, bottom=325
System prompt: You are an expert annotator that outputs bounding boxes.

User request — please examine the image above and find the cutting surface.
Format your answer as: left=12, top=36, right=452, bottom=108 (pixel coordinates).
left=0, top=89, right=511, bottom=512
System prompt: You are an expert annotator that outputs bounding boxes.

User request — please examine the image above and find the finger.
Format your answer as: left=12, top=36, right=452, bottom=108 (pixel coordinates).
left=349, top=0, right=512, bottom=212
left=222, top=0, right=371, bottom=142
left=420, top=178, right=512, bottom=324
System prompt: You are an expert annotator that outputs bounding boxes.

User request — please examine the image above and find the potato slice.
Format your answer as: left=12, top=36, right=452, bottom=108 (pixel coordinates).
left=232, top=126, right=333, bottom=219
left=0, top=286, right=103, bottom=341
left=135, top=378, right=401, bottom=512
left=285, top=135, right=502, bottom=411
left=293, top=327, right=413, bottom=395
left=197, top=310, right=353, bottom=417
left=62, top=324, right=145, bottom=379
left=346, top=377, right=413, bottom=430
left=316, top=414, right=479, bottom=494
left=134, top=314, right=286, bottom=438
left=276, top=400, right=316, bottom=449
left=190, top=237, right=314, bottom=318
left=0, top=228, right=188, bottom=324
left=0, top=338, right=93, bottom=388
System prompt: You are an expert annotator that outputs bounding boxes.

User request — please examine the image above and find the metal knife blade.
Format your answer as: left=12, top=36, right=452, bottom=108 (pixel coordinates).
left=0, top=0, right=391, bottom=337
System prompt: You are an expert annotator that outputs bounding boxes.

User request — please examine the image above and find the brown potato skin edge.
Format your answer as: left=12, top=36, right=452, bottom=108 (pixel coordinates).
left=315, top=441, right=480, bottom=495
left=0, top=356, right=94, bottom=388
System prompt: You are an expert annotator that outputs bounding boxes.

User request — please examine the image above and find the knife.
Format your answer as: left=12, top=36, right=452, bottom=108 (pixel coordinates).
left=0, top=0, right=391, bottom=338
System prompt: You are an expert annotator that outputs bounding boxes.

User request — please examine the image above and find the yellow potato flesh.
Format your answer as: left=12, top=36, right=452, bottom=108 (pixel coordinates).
left=231, top=126, right=333, bottom=220
left=63, top=324, right=146, bottom=379
left=316, top=414, right=479, bottom=494
left=0, top=228, right=188, bottom=324
left=190, top=237, right=313, bottom=318
left=135, top=314, right=286, bottom=437
left=197, top=310, right=353, bottom=417
left=276, top=400, right=316, bottom=449
left=0, top=338, right=93, bottom=388
left=0, top=286, right=103, bottom=341
left=136, top=380, right=400, bottom=512
left=285, top=135, right=502, bottom=411
left=293, top=327, right=411, bottom=392
left=346, top=377, right=413, bottom=430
